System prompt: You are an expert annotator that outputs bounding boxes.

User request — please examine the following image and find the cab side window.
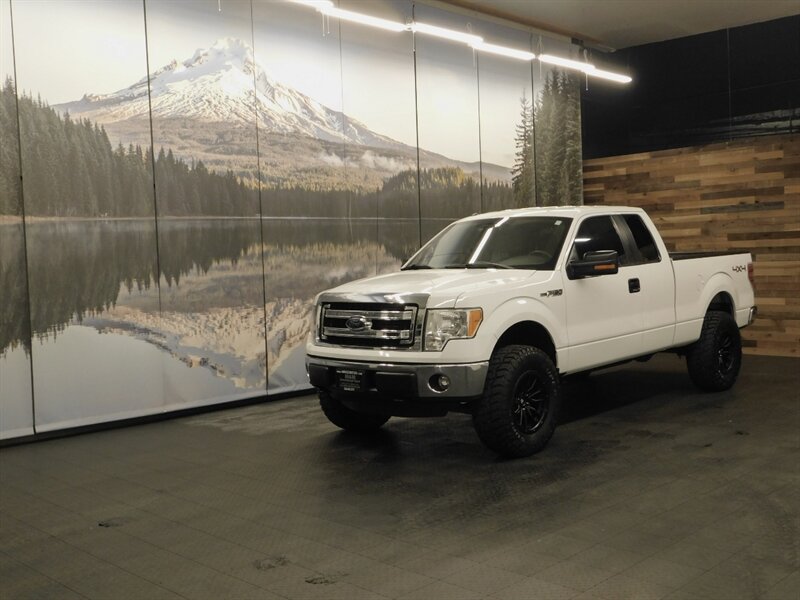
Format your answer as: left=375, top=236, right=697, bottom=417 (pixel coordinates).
left=622, top=215, right=661, bottom=263
left=571, top=216, right=628, bottom=266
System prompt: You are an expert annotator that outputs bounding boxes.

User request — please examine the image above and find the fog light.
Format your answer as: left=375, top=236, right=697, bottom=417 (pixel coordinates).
left=429, top=373, right=451, bottom=392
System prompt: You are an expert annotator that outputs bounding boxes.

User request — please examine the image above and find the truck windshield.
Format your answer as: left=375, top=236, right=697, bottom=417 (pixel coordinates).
left=403, top=216, right=572, bottom=271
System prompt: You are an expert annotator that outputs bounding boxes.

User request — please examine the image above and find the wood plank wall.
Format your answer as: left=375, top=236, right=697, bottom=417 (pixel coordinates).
left=583, top=134, right=799, bottom=358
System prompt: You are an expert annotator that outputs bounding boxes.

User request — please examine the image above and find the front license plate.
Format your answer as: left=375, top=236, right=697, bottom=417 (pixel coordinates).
left=336, top=368, right=364, bottom=392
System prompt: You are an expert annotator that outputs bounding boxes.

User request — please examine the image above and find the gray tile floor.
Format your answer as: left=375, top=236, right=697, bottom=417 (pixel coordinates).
left=1, top=354, right=798, bottom=600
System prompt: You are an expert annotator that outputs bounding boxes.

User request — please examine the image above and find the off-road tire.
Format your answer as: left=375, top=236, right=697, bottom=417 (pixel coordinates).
left=687, top=310, right=742, bottom=392
left=472, top=345, right=561, bottom=458
left=319, top=391, right=390, bottom=432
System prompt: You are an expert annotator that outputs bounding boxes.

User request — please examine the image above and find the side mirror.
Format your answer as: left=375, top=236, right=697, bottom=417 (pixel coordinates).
left=567, top=250, right=619, bottom=279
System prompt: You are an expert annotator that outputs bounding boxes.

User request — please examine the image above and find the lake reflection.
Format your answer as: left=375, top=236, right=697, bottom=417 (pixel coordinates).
left=0, top=223, right=32, bottom=354
left=2, top=218, right=417, bottom=394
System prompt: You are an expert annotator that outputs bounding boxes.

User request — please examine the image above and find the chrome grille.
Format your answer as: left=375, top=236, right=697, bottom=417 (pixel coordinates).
left=320, top=302, right=418, bottom=348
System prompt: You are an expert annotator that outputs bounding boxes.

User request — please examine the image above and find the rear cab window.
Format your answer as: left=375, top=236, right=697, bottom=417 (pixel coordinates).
left=622, top=214, right=661, bottom=263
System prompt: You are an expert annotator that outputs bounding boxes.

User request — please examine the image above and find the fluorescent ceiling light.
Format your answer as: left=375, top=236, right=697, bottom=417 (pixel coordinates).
left=538, top=53, right=631, bottom=83
left=321, top=6, right=407, bottom=32
left=289, top=0, right=334, bottom=8
left=286, top=0, right=630, bottom=79
left=411, top=21, right=483, bottom=45
left=538, top=53, right=594, bottom=73
left=471, top=41, right=534, bottom=61
left=586, top=67, right=632, bottom=83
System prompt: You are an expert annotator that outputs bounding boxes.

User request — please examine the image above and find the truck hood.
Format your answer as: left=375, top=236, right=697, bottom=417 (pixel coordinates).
left=324, top=269, right=534, bottom=307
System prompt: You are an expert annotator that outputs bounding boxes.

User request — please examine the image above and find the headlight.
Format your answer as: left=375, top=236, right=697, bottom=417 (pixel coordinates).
left=314, top=303, right=323, bottom=341
left=424, top=308, right=483, bottom=351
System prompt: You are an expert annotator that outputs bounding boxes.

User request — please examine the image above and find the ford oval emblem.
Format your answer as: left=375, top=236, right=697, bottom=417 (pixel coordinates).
left=345, top=316, right=368, bottom=331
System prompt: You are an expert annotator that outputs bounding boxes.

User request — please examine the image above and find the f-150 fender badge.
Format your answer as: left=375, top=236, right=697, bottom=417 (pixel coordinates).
left=540, top=289, right=563, bottom=297
left=732, top=265, right=746, bottom=273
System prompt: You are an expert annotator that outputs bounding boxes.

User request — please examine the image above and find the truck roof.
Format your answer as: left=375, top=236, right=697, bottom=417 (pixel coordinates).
left=459, top=205, right=646, bottom=221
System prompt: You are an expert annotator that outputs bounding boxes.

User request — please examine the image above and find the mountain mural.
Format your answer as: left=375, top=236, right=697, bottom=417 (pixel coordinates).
left=55, top=37, right=509, bottom=189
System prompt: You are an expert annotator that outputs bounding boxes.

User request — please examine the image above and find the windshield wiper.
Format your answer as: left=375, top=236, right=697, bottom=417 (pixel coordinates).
left=444, top=262, right=513, bottom=270
left=401, top=264, right=432, bottom=270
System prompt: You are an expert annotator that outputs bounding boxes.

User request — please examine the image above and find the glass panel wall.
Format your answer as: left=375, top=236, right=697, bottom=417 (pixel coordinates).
left=340, top=0, right=419, bottom=268
left=2, top=0, right=586, bottom=437
left=0, top=0, right=34, bottom=439
left=474, top=21, right=535, bottom=211
left=144, top=0, right=267, bottom=406
left=533, top=36, right=584, bottom=206
left=413, top=3, right=482, bottom=243
left=252, top=0, right=348, bottom=393
left=13, top=0, right=162, bottom=431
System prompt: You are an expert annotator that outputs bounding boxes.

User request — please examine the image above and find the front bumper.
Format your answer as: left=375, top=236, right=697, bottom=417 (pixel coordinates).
left=306, top=355, right=489, bottom=399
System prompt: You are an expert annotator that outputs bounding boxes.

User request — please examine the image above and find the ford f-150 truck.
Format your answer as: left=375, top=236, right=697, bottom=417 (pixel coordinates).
left=306, top=206, right=756, bottom=457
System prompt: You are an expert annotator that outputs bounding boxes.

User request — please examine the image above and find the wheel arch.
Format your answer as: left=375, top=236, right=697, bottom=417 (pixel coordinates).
left=698, top=273, right=737, bottom=319
left=707, top=291, right=734, bottom=316
left=494, top=321, right=557, bottom=367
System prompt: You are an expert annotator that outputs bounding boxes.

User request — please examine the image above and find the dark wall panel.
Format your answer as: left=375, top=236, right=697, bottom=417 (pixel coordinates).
left=582, top=15, right=800, bottom=158
left=729, top=17, right=800, bottom=90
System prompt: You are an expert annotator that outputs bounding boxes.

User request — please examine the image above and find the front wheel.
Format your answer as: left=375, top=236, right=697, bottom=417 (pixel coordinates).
left=472, top=345, right=561, bottom=458
left=319, top=391, right=390, bottom=432
left=686, top=310, right=742, bottom=392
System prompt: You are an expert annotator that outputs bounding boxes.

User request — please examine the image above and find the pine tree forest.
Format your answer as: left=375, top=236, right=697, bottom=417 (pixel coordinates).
left=511, top=92, right=535, bottom=206
left=1, top=80, right=256, bottom=218
left=0, top=78, right=22, bottom=216
left=533, top=69, right=583, bottom=206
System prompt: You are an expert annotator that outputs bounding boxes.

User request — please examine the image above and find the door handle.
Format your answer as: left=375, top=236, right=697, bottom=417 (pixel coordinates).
left=628, top=278, right=641, bottom=293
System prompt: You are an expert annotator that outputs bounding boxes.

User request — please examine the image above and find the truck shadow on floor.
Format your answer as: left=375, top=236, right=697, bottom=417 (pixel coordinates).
left=558, top=357, right=697, bottom=425
left=323, top=355, right=701, bottom=465
left=312, top=364, right=696, bottom=514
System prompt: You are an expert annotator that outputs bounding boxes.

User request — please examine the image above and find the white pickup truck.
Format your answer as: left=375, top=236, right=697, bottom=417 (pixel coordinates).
left=306, top=206, right=756, bottom=457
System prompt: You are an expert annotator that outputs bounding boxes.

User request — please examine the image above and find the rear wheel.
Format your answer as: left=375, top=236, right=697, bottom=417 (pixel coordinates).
left=319, top=390, right=390, bottom=432
left=687, top=310, right=742, bottom=391
left=472, top=345, right=561, bottom=458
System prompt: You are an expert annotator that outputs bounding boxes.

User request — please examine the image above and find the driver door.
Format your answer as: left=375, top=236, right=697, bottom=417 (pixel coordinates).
left=562, top=215, right=643, bottom=372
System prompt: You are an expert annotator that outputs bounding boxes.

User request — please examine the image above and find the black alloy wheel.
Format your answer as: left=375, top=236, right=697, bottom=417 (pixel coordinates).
left=473, top=344, right=561, bottom=458
left=687, top=310, right=742, bottom=392
left=717, top=333, right=735, bottom=374
left=512, top=371, right=548, bottom=435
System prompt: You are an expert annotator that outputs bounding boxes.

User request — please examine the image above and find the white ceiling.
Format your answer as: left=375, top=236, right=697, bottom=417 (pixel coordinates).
left=450, top=0, right=799, bottom=49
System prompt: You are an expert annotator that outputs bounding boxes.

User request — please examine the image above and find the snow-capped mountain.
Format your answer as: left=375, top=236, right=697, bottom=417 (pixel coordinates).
left=55, top=37, right=404, bottom=149
left=54, top=37, right=510, bottom=187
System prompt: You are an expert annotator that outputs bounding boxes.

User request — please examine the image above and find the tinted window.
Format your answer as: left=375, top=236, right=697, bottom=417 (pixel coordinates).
left=623, top=215, right=661, bottom=262
left=571, top=216, right=627, bottom=265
